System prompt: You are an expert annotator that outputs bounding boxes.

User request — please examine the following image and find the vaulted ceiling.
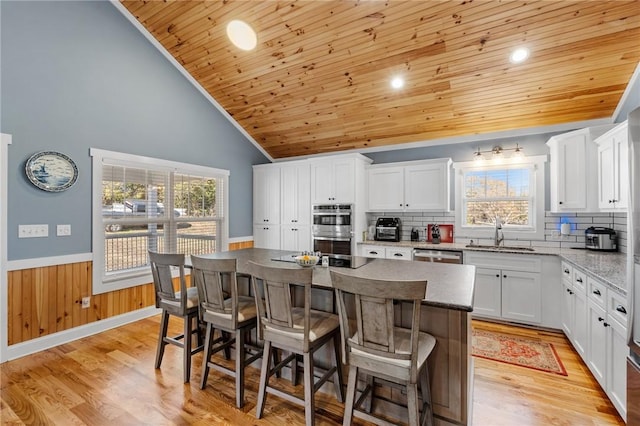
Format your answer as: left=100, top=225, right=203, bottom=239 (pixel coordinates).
left=119, top=1, right=640, bottom=159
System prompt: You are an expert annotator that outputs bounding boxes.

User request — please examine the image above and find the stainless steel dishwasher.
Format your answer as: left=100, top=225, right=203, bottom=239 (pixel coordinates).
left=412, top=248, right=463, bottom=264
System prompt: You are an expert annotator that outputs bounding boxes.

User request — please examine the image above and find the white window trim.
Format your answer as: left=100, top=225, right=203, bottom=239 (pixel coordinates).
left=1, top=133, right=12, bottom=362
left=90, top=148, right=229, bottom=295
left=453, top=155, right=547, bottom=241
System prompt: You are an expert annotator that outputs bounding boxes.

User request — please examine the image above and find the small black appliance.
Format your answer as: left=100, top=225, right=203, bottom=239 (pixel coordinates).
left=375, top=217, right=400, bottom=242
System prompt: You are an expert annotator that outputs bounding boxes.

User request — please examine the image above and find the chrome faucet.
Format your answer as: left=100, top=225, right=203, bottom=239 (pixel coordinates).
left=494, top=216, right=504, bottom=246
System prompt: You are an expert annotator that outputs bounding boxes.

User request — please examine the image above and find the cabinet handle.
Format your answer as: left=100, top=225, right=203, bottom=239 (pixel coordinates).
left=592, top=289, right=601, bottom=296
left=616, top=305, right=627, bottom=314
left=393, top=253, right=403, bottom=257
left=576, top=277, right=583, bottom=283
left=598, top=317, right=604, bottom=322
left=369, top=251, right=378, bottom=255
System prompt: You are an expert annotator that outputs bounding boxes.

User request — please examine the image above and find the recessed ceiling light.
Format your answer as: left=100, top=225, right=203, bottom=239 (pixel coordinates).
left=390, top=76, right=404, bottom=89
left=509, top=47, right=529, bottom=64
left=226, top=20, right=257, bottom=51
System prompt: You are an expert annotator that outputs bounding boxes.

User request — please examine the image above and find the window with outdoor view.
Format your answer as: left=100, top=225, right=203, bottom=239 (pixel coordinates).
left=463, top=168, right=531, bottom=227
left=91, top=149, right=229, bottom=294
left=453, top=155, right=546, bottom=240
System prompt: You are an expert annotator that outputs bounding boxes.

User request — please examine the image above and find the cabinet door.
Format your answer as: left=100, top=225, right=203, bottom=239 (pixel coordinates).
left=556, top=134, right=588, bottom=210
left=561, top=280, right=575, bottom=338
left=368, top=167, right=404, bottom=211
left=253, top=225, right=280, bottom=250
left=613, top=128, right=629, bottom=209
left=281, top=225, right=311, bottom=252
left=332, top=158, right=356, bottom=203
left=472, top=267, right=502, bottom=319
left=597, top=138, right=616, bottom=209
left=404, top=162, right=449, bottom=211
left=281, top=163, right=310, bottom=225
left=573, top=288, right=588, bottom=358
left=254, top=167, right=280, bottom=223
left=310, top=160, right=335, bottom=203
left=607, top=316, right=627, bottom=418
left=587, top=299, right=607, bottom=388
left=501, top=270, right=541, bottom=324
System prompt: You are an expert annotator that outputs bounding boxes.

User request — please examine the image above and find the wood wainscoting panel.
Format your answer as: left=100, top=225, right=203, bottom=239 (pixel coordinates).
left=7, top=240, right=254, bottom=346
left=7, top=261, right=156, bottom=346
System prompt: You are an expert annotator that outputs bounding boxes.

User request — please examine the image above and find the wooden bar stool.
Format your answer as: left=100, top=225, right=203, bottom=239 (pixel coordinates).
left=148, top=251, right=203, bottom=383
left=247, top=261, right=344, bottom=426
left=190, top=256, right=262, bottom=408
left=330, top=270, right=436, bottom=426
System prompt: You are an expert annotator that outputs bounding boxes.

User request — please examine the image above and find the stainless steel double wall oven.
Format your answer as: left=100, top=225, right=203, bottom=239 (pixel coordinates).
left=312, top=204, right=353, bottom=255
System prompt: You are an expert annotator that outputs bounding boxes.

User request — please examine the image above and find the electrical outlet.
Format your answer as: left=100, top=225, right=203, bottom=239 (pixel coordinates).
left=57, top=224, right=71, bottom=236
left=81, top=297, right=90, bottom=309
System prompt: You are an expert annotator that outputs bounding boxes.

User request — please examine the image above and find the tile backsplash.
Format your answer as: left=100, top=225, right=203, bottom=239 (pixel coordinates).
left=366, top=211, right=628, bottom=253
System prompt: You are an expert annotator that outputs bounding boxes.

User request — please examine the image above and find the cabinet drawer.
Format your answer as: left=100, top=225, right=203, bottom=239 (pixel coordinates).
left=386, top=247, right=413, bottom=261
left=573, top=269, right=587, bottom=293
left=464, top=252, right=541, bottom=273
left=587, top=276, right=607, bottom=308
left=608, top=290, right=628, bottom=327
left=561, top=261, right=573, bottom=283
left=361, top=245, right=386, bottom=258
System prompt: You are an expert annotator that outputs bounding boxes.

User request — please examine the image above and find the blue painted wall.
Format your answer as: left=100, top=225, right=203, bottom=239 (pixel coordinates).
left=1, top=1, right=268, bottom=260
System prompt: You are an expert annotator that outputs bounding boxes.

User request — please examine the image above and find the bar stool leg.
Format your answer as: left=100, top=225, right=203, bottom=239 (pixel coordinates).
left=256, top=340, right=272, bottom=419
left=235, top=327, right=246, bottom=408
left=155, top=310, right=169, bottom=369
left=343, top=365, right=358, bottom=426
left=303, top=352, right=315, bottom=426
left=420, top=364, right=434, bottom=426
left=407, top=382, right=419, bottom=426
left=332, top=333, right=344, bottom=402
left=200, top=322, right=214, bottom=389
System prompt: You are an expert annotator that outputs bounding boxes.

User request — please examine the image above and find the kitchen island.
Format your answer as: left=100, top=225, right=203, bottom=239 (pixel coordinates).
left=196, top=248, right=476, bottom=426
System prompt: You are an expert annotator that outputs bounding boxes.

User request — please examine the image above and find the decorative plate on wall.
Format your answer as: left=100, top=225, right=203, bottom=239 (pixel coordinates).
left=25, top=151, right=78, bottom=192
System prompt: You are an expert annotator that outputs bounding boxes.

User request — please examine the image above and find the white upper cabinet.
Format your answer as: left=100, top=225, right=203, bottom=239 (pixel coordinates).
left=547, top=125, right=615, bottom=212
left=310, top=154, right=370, bottom=204
left=367, top=158, right=451, bottom=212
left=596, top=121, right=628, bottom=211
left=253, top=165, right=281, bottom=224
left=281, top=161, right=311, bottom=225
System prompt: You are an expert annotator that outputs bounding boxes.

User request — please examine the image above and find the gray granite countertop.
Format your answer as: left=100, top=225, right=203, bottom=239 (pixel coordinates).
left=194, top=248, right=476, bottom=312
left=359, top=240, right=628, bottom=295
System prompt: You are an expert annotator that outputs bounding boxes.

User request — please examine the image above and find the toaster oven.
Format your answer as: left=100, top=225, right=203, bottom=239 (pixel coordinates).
left=375, top=217, right=400, bottom=242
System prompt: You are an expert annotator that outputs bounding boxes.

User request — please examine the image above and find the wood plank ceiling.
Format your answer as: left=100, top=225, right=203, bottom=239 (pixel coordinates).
left=120, top=1, right=640, bottom=159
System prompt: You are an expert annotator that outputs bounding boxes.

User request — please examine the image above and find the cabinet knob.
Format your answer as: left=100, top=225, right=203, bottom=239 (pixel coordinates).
left=496, top=274, right=500, bottom=278
left=405, top=204, right=409, bottom=207
left=563, top=268, right=570, bottom=274
left=604, top=322, right=610, bottom=327
left=503, top=275, right=507, bottom=278
left=400, top=204, right=403, bottom=207
left=592, top=289, right=601, bottom=296
left=559, top=201, right=563, bottom=205
left=576, top=277, right=583, bottom=283
left=616, top=305, right=627, bottom=314
left=598, top=316, right=604, bottom=322
left=568, top=289, right=574, bottom=295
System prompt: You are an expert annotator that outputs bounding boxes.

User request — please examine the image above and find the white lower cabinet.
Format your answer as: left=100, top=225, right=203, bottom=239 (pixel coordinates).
left=280, top=225, right=311, bottom=252
left=562, top=266, right=627, bottom=421
left=253, top=225, right=280, bottom=250
left=465, top=252, right=555, bottom=327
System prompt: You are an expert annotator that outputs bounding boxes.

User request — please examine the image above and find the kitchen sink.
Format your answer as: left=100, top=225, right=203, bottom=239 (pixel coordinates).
left=465, top=244, right=535, bottom=252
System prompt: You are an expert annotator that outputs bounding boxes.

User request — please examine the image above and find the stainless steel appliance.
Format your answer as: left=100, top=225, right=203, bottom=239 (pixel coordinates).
left=628, top=105, right=640, bottom=424
left=312, top=204, right=352, bottom=255
left=413, top=249, right=463, bottom=264
left=585, top=226, right=617, bottom=251
left=271, top=252, right=371, bottom=269
left=375, top=217, right=400, bottom=242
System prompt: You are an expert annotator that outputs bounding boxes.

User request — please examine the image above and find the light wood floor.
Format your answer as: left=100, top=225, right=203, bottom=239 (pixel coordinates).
left=0, top=316, right=625, bottom=425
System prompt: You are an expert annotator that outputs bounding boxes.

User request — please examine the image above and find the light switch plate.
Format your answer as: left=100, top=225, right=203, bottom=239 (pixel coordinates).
left=57, top=224, right=71, bottom=236
left=18, top=224, right=49, bottom=238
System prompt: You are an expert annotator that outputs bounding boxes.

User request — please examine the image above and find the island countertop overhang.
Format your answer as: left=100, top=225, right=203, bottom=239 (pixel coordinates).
left=193, top=248, right=475, bottom=312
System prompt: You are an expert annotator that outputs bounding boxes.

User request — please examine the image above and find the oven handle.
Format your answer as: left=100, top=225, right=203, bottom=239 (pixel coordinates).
left=312, top=236, right=352, bottom=242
